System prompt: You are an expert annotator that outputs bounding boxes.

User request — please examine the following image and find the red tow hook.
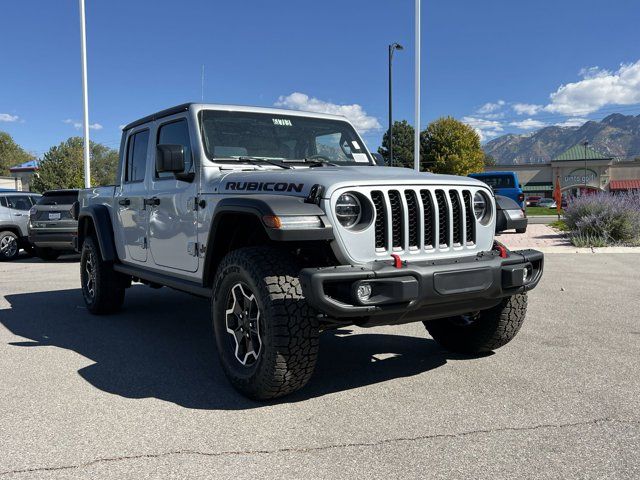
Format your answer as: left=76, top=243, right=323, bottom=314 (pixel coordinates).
left=391, top=254, right=403, bottom=268
left=493, top=241, right=508, bottom=258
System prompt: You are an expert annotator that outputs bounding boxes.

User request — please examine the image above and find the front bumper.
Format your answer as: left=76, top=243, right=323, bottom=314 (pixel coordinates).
left=300, top=249, right=543, bottom=325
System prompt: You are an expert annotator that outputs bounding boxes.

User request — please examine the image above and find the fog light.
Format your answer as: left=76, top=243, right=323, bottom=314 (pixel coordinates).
left=523, top=266, right=532, bottom=283
left=356, top=283, right=372, bottom=302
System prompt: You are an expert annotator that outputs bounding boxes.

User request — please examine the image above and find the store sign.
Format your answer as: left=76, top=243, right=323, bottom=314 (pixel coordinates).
left=563, top=168, right=598, bottom=186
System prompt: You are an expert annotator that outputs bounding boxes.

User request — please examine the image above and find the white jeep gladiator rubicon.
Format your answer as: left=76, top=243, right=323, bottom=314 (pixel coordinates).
left=75, top=103, right=543, bottom=399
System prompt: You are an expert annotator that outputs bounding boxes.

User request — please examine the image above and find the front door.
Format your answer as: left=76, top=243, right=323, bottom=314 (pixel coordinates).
left=115, top=129, right=150, bottom=263
left=148, top=117, right=198, bottom=272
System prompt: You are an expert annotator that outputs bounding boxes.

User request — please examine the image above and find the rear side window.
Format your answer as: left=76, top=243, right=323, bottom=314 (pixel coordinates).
left=156, top=119, right=192, bottom=179
left=7, top=195, right=37, bottom=210
left=37, top=192, right=78, bottom=205
left=125, top=130, right=150, bottom=182
left=0, top=197, right=6, bottom=207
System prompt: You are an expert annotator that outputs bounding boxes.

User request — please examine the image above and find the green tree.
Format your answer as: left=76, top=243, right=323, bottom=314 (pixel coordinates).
left=378, top=120, right=415, bottom=168
left=0, top=131, right=34, bottom=176
left=420, top=117, right=485, bottom=175
left=31, top=137, right=119, bottom=192
left=484, top=153, right=496, bottom=167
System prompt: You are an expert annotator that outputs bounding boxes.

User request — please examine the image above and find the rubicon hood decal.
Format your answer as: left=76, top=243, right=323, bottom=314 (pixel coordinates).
left=225, top=181, right=304, bottom=193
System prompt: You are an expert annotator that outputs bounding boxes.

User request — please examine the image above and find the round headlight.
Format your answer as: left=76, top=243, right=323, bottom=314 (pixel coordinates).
left=335, top=193, right=361, bottom=228
left=473, top=191, right=491, bottom=224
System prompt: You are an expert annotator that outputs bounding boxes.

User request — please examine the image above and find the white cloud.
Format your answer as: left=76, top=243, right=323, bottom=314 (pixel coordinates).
left=544, top=60, right=640, bottom=115
left=63, top=119, right=103, bottom=130
left=0, top=113, right=19, bottom=122
left=555, top=117, right=588, bottom=128
left=476, top=100, right=505, bottom=114
left=512, top=103, right=542, bottom=115
left=509, top=118, right=547, bottom=130
left=274, top=92, right=381, bottom=133
left=462, top=116, right=504, bottom=141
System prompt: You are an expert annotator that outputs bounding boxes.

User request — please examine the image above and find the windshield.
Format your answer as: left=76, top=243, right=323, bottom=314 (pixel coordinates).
left=472, top=175, right=515, bottom=189
left=200, top=110, right=372, bottom=165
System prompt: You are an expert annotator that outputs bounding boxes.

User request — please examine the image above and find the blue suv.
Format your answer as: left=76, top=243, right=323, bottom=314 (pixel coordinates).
left=469, top=171, right=525, bottom=208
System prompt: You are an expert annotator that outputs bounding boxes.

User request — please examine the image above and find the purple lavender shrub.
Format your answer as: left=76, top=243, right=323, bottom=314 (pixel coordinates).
left=563, top=192, right=640, bottom=245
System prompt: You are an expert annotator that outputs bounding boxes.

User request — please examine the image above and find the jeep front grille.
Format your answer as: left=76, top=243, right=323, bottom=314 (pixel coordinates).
left=370, top=187, right=476, bottom=254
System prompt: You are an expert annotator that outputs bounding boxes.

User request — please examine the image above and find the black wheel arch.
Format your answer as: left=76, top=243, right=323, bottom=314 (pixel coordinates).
left=202, top=196, right=334, bottom=288
left=77, top=205, right=118, bottom=262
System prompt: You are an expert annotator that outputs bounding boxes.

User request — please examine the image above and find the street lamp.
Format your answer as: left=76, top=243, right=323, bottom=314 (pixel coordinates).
left=388, top=42, right=403, bottom=166
left=583, top=141, right=589, bottom=195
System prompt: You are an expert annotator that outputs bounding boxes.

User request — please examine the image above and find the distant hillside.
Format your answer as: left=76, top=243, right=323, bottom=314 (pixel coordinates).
left=483, top=113, right=640, bottom=164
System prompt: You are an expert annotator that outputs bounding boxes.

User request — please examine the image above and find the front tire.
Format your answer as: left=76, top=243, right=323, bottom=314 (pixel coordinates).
left=424, top=293, right=527, bottom=354
left=80, top=236, right=126, bottom=314
left=212, top=247, right=319, bottom=400
left=0, top=231, right=20, bottom=261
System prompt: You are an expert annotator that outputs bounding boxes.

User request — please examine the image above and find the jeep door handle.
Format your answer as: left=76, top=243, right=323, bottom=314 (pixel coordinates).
left=144, top=197, right=160, bottom=207
left=118, top=198, right=130, bottom=206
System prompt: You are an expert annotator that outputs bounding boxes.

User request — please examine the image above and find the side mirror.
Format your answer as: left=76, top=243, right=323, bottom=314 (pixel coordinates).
left=156, top=144, right=185, bottom=173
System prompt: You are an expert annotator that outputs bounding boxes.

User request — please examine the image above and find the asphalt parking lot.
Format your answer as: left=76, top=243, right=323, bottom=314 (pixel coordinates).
left=1, top=253, right=639, bottom=479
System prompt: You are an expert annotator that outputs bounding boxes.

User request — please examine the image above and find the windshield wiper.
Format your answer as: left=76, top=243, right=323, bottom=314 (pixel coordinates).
left=301, top=157, right=338, bottom=167
left=214, top=156, right=291, bottom=169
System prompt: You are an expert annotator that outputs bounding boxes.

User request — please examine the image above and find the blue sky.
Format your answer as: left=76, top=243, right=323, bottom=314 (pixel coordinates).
left=2, top=0, right=640, bottom=160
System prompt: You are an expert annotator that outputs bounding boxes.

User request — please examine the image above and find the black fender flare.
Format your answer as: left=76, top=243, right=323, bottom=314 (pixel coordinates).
left=202, top=195, right=334, bottom=286
left=77, top=204, right=117, bottom=262
left=211, top=195, right=333, bottom=242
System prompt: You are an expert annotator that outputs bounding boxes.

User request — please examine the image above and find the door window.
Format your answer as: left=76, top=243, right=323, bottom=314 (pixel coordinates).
left=156, top=119, right=192, bottom=179
left=6, top=196, right=33, bottom=210
left=125, top=130, right=150, bottom=183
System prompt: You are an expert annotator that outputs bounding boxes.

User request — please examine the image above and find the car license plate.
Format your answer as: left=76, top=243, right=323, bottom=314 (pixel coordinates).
left=48, top=212, right=61, bottom=220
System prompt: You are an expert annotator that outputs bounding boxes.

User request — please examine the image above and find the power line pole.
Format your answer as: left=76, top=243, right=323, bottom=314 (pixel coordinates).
left=414, top=0, right=421, bottom=172
left=79, top=0, right=90, bottom=188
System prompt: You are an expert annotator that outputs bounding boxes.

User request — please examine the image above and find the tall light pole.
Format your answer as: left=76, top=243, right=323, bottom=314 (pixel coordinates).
left=414, top=0, right=421, bottom=172
left=388, top=42, right=403, bottom=166
left=79, top=0, right=91, bottom=188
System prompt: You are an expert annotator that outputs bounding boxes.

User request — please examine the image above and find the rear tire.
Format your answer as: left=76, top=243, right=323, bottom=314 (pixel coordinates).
left=424, top=294, right=527, bottom=354
left=80, top=236, right=126, bottom=314
left=35, top=247, right=60, bottom=261
left=0, top=231, right=20, bottom=261
left=212, top=247, right=319, bottom=400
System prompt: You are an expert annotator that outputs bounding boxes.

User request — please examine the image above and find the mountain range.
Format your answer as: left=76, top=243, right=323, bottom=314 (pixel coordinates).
left=483, top=113, right=640, bottom=165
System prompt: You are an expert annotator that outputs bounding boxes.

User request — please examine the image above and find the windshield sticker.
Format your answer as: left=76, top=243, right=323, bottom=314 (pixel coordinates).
left=351, top=141, right=360, bottom=150
left=352, top=153, right=369, bottom=163
left=272, top=118, right=292, bottom=126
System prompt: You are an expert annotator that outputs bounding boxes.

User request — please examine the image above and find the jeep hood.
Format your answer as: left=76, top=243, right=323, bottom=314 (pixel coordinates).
left=205, top=165, right=490, bottom=198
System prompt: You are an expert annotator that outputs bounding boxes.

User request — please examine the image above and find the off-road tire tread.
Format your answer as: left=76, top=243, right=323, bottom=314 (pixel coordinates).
left=425, top=293, right=527, bottom=353
left=213, top=247, right=319, bottom=400
left=81, top=236, right=126, bottom=314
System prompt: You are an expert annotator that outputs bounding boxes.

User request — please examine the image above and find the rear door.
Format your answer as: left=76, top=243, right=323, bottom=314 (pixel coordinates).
left=148, top=117, right=198, bottom=272
left=5, top=195, right=33, bottom=235
left=115, top=128, right=150, bottom=263
left=31, top=192, right=77, bottom=234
